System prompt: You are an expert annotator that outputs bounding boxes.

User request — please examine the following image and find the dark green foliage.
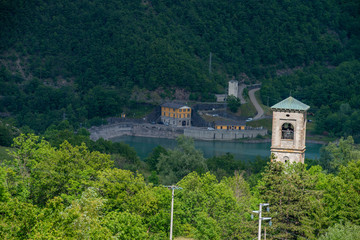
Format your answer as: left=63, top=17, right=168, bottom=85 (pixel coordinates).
left=145, top=145, right=168, bottom=172
left=1, top=0, right=359, bottom=133
left=2, top=132, right=360, bottom=238
left=227, top=95, right=241, bottom=113
left=207, top=153, right=239, bottom=179
left=318, top=136, right=360, bottom=173
left=207, top=153, right=269, bottom=183
left=148, top=170, right=159, bottom=185
left=91, top=138, right=139, bottom=164
left=261, top=60, right=360, bottom=137
left=257, top=162, right=323, bottom=239
left=157, top=135, right=207, bottom=184
left=314, top=158, right=360, bottom=232
left=0, top=122, right=19, bottom=147
left=85, top=86, right=125, bottom=119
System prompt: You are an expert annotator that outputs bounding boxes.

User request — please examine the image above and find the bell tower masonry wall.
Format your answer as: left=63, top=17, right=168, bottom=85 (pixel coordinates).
left=270, top=97, right=309, bottom=164
left=271, top=110, right=307, bottom=163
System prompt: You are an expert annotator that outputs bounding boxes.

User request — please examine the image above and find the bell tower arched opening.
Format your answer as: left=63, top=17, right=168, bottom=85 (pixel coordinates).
left=281, top=123, right=294, bottom=140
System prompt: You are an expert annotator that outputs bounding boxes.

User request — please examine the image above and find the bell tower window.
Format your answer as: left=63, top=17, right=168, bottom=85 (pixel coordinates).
left=281, top=123, right=294, bottom=140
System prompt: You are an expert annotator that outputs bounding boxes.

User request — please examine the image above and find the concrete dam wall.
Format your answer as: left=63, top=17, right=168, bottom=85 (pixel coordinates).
left=89, top=123, right=183, bottom=141
left=184, top=128, right=267, bottom=140
left=89, top=122, right=268, bottom=141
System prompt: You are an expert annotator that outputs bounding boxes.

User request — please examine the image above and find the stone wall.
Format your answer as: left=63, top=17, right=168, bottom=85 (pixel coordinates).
left=89, top=123, right=268, bottom=141
left=184, top=128, right=267, bottom=140
left=89, top=123, right=133, bottom=140
left=271, top=110, right=307, bottom=163
left=89, top=123, right=184, bottom=141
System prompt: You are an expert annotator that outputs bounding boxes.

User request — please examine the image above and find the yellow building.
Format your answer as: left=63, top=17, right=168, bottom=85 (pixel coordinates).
left=215, top=120, right=246, bottom=130
left=161, top=102, right=191, bottom=127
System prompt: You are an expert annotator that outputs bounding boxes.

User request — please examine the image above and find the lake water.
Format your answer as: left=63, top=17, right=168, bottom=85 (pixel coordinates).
left=111, top=136, right=323, bottom=161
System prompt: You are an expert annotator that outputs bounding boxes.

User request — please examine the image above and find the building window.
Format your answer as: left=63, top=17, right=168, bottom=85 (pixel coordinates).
left=282, top=123, right=294, bottom=140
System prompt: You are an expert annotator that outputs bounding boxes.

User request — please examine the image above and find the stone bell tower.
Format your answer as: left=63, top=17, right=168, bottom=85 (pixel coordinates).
left=270, top=97, right=310, bottom=163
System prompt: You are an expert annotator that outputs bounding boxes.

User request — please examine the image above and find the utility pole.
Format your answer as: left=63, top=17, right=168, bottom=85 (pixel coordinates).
left=252, top=203, right=272, bottom=240
left=165, top=185, right=182, bottom=240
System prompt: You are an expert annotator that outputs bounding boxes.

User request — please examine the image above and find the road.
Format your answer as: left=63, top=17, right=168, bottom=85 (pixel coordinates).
left=248, top=88, right=264, bottom=120
left=238, top=84, right=247, bottom=104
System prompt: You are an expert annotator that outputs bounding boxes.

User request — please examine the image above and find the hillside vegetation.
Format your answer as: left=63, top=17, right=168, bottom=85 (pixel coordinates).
left=1, top=134, right=360, bottom=239
left=0, top=0, right=359, bottom=133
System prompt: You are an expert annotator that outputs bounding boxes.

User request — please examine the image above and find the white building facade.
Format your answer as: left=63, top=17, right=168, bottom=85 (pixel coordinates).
left=228, top=80, right=238, bottom=98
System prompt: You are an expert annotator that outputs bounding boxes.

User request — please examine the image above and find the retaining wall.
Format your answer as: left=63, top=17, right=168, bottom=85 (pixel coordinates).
left=89, top=123, right=268, bottom=141
left=89, top=123, right=183, bottom=141
left=184, top=128, right=267, bottom=140
left=89, top=123, right=133, bottom=140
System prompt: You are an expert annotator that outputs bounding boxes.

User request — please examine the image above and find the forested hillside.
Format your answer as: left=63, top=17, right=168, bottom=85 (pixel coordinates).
left=261, top=60, right=360, bottom=138
left=0, top=0, right=359, bottom=132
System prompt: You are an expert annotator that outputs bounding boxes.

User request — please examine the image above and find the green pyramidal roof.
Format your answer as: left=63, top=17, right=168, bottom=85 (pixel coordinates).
left=271, top=97, right=310, bottom=111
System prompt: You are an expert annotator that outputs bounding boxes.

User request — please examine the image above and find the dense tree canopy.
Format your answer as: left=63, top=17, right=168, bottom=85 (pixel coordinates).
left=1, top=133, right=360, bottom=238
left=261, top=60, right=360, bottom=137
left=0, top=0, right=359, bottom=133
left=0, top=0, right=360, bottom=237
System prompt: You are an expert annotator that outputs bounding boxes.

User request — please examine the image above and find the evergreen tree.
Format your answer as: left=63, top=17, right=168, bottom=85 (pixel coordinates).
left=257, top=162, right=323, bottom=239
left=157, top=135, right=207, bottom=184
